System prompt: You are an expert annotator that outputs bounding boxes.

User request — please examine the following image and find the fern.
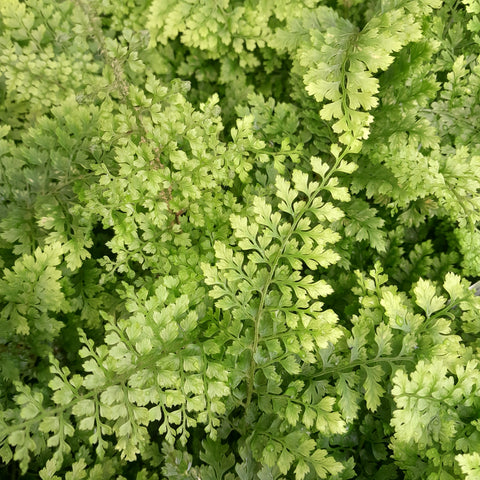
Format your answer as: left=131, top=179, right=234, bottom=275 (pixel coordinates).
left=2, top=0, right=480, bottom=478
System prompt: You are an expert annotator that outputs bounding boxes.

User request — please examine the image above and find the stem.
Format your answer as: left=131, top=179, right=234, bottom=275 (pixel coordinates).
left=245, top=145, right=352, bottom=407
left=311, top=355, right=415, bottom=380
left=74, top=0, right=129, bottom=99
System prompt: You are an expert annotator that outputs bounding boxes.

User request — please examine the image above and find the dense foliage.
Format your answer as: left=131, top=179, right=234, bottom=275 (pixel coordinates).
left=1, top=0, right=480, bottom=478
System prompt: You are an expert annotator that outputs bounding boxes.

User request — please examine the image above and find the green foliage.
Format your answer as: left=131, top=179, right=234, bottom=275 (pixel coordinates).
left=1, top=0, right=480, bottom=478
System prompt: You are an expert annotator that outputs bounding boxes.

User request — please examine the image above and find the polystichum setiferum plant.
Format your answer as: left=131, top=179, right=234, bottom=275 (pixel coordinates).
left=1, top=0, right=480, bottom=479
